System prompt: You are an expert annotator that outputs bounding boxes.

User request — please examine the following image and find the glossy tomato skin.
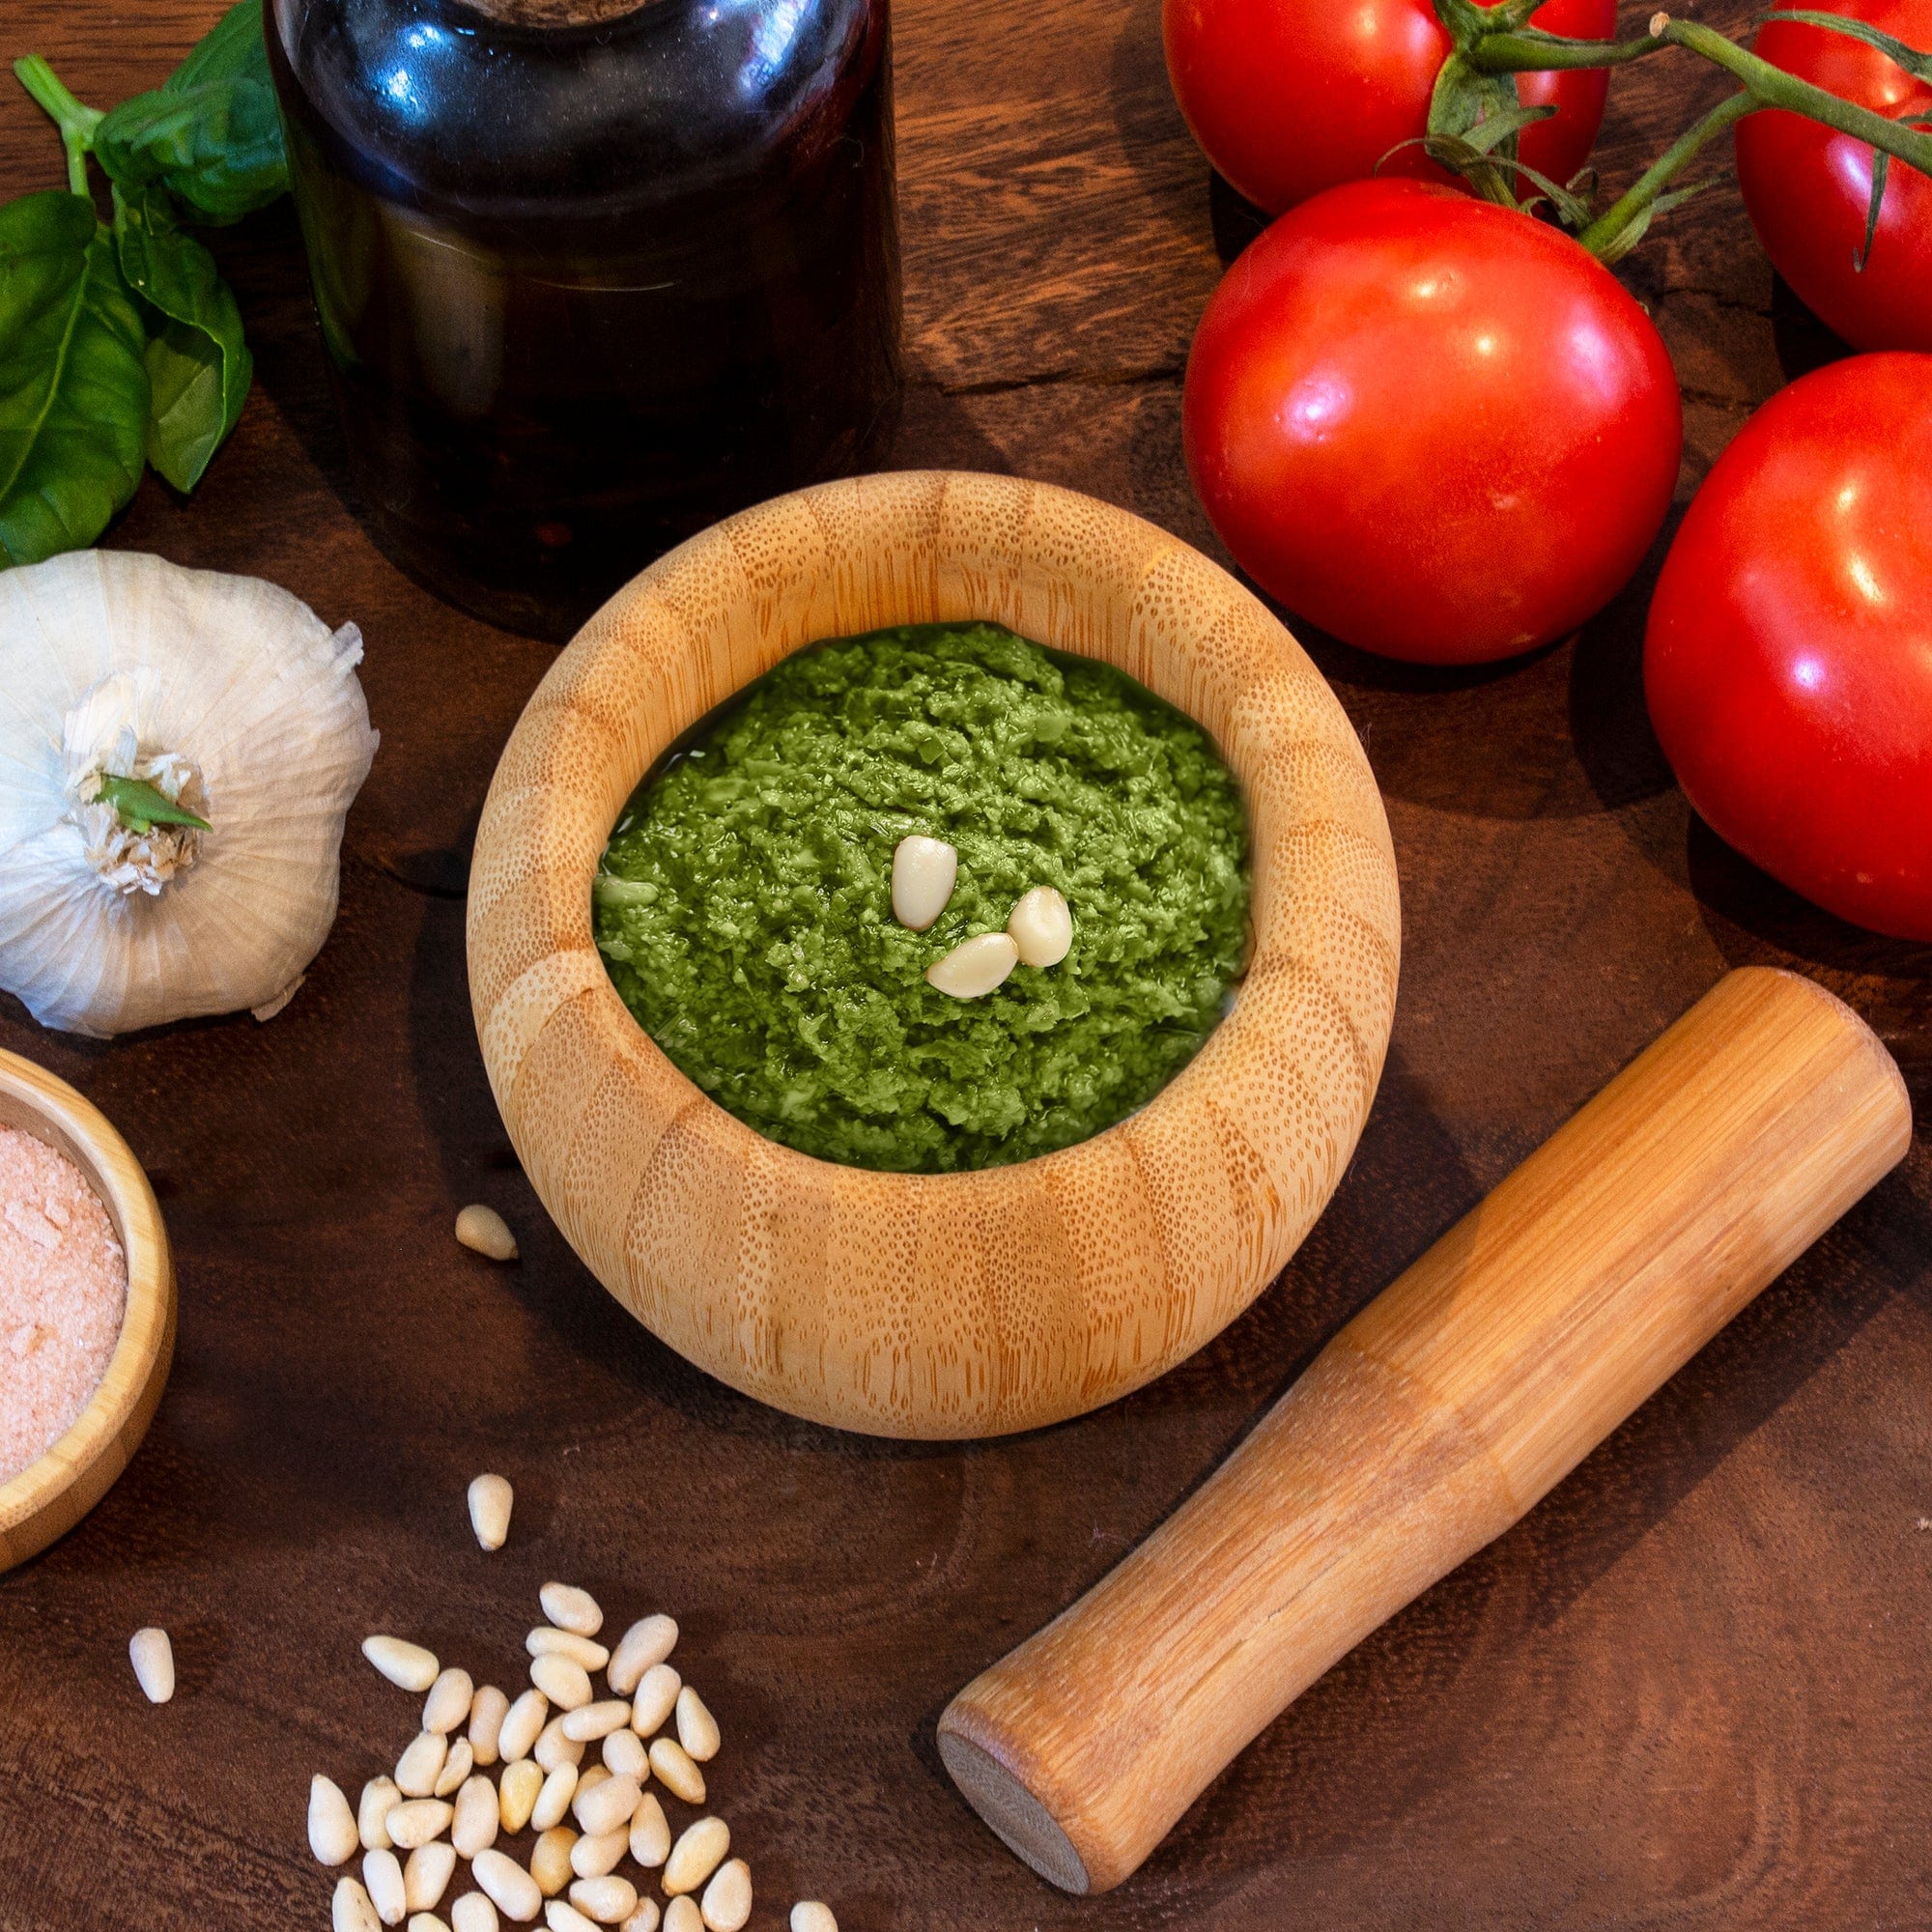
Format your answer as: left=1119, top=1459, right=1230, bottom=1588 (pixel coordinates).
left=1644, top=355, right=1932, bottom=940
left=1736, top=0, right=1932, bottom=352
left=1183, top=179, right=1682, bottom=664
left=1162, top=0, right=1614, bottom=216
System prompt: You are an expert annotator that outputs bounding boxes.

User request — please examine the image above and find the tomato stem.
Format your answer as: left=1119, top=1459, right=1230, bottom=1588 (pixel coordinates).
left=1575, top=90, right=1756, bottom=258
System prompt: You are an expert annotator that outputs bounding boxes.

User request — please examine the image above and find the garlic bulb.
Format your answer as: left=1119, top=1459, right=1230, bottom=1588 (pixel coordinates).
left=0, top=550, right=379, bottom=1037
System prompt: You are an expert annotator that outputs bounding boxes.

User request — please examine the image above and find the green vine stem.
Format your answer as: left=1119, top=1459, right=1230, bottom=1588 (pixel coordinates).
left=13, top=55, right=103, bottom=196
left=1576, top=88, right=1755, bottom=256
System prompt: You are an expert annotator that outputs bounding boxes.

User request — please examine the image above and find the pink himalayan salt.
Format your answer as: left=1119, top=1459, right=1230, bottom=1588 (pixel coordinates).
left=0, top=1126, right=127, bottom=1485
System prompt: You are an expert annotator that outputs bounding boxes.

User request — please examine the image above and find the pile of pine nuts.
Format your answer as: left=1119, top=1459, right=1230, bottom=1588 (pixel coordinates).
left=310, top=1483, right=838, bottom=1932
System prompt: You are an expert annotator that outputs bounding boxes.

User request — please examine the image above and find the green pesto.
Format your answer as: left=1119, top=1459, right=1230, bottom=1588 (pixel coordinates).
left=593, top=621, right=1250, bottom=1174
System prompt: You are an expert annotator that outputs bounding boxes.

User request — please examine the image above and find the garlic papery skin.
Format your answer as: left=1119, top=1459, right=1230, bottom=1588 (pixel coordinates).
left=0, top=551, right=380, bottom=1037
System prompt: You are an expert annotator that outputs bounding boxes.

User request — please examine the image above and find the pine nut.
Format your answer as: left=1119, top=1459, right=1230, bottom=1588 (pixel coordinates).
left=606, top=1617, right=677, bottom=1696
left=664, top=1900, right=701, bottom=1932
left=397, top=1731, right=448, bottom=1799
left=409, top=1917, right=452, bottom=1932
left=1007, top=885, right=1072, bottom=967
left=530, top=1827, right=578, bottom=1896
left=424, top=1668, right=474, bottom=1735
left=499, top=1758, right=544, bottom=1833
left=436, top=1738, right=475, bottom=1798
left=539, top=1582, right=603, bottom=1636
left=619, top=1906, right=661, bottom=1932
left=472, top=1850, right=543, bottom=1923
left=527, top=1629, right=611, bottom=1672
left=451, top=1895, right=499, bottom=1932
left=545, top=1904, right=597, bottom=1932
left=570, top=1829, right=627, bottom=1880
left=892, top=835, right=958, bottom=930
left=449, top=1774, right=497, bottom=1859
left=647, top=1738, right=705, bottom=1805
left=628, top=1664, right=680, bottom=1738
left=601, top=1730, right=645, bottom=1777
left=568, top=1876, right=638, bottom=1924
left=531, top=1655, right=593, bottom=1711
left=365, top=1636, right=440, bottom=1693
left=531, top=1761, right=579, bottom=1832
left=535, top=1715, right=586, bottom=1771
left=789, top=1905, right=838, bottom=1932
left=386, top=1800, right=454, bottom=1850
left=405, top=1842, right=458, bottom=1911
left=498, top=1689, right=548, bottom=1765
left=672, top=1689, right=719, bottom=1763
left=925, top=930, right=1018, bottom=999
left=698, top=1861, right=751, bottom=1932
left=572, top=1770, right=640, bottom=1837
left=469, top=1473, right=514, bottom=1550
left=455, top=1205, right=518, bottom=1261
left=662, top=1818, right=729, bottom=1896
left=562, top=1700, right=630, bottom=1743
left=311, top=1775, right=359, bottom=1865
left=334, top=1876, right=383, bottom=1932
left=628, top=1792, right=670, bottom=1869
left=469, top=1686, right=510, bottom=1766
left=576, top=1764, right=611, bottom=1798
left=365, top=1847, right=408, bottom=1925
left=128, top=1627, right=174, bottom=1704
left=360, top=1777, right=403, bottom=1852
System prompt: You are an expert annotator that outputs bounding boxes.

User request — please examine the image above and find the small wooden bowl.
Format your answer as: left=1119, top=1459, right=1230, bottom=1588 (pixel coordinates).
left=469, top=471, right=1400, bottom=1437
left=0, top=1049, right=176, bottom=1572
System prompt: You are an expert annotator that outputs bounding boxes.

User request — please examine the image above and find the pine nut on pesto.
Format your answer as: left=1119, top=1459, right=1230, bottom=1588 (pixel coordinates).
left=593, top=622, right=1250, bottom=1174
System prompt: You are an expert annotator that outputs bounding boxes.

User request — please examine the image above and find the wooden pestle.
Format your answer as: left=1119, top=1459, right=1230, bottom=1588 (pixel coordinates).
left=937, top=966, right=1912, bottom=1894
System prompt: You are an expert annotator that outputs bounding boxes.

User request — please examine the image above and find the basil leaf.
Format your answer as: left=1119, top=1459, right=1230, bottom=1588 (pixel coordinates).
left=92, top=1, right=288, bottom=224
left=0, top=190, right=149, bottom=568
left=114, top=184, right=252, bottom=491
left=94, top=772, right=212, bottom=833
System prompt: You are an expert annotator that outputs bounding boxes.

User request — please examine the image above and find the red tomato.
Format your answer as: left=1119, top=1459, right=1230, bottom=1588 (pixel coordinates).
left=1644, top=355, right=1932, bottom=941
left=1736, top=0, right=1932, bottom=353
left=1183, top=179, right=1683, bottom=665
left=1162, top=0, right=1615, bottom=216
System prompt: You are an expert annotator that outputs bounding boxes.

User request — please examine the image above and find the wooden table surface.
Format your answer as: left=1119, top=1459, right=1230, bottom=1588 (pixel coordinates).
left=2, top=2, right=1928, bottom=1927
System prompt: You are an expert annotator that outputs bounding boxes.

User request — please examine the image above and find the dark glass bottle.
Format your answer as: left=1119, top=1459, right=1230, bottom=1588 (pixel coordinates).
left=267, top=0, right=901, bottom=637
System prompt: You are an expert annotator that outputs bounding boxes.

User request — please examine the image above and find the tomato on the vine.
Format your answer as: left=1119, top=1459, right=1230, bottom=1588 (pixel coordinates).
left=1161, top=0, right=1615, bottom=216
left=1736, top=0, right=1932, bottom=352
left=1644, top=355, right=1932, bottom=941
left=1182, top=179, right=1682, bottom=665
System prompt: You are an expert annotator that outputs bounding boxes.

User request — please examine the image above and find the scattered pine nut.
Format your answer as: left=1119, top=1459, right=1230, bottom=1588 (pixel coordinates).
left=405, top=1841, right=458, bottom=1912
left=570, top=1828, right=628, bottom=1880
left=450, top=1894, right=499, bottom=1932
left=456, top=1205, right=518, bottom=1262
left=454, top=1774, right=499, bottom=1859
left=469, top=1473, right=514, bottom=1550
left=562, top=1699, right=631, bottom=1744
left=364, top=1636, right=440, bottom=1693
left=310, top=1775, right=359, bottom=1865
left=335, top=1876, right=383, bottom=1932
left=572, top=1769, right=640, bottom=1837
left=498, top=1689, right=548, bottom=1765
left=672, top=1689, right=719, bottom=1763
left=789, top=1906, right=838, bottom=1932
left=499, top=1757, right=544, bottom=1833
left=628, top=1665, right=680, bottom=1739
left=364, top=1846, right=408, bottom=1926
left=530, top=1827, right=579, bottom=1896
left=540, top=1582, right=604, bottom=1637
left=396, top=1730, right=448, bottom=1799
left=628, top=1793, right=670, bottom=1869
left=926, top=930, right=1018, bottom=999
left=576, top=1765, right=611, bottom=1799
left=436, top=1738, right=475, bottom=1798
left=471, top=1849, right=543, bottom=1923
left=532, top=1761, right=580, bottom=1832
left=469, top=1686, right=510, bottom=1767
left=647, top=1737, right=705, bottom=1805
left=663, top=1899, right=701, bottom=1932
left=1007, top=885, right=1073, bottom=968
left=386, top=1799, right=454, bottom=1850
left=698, top=1861, right=751, bottom=1932
left=606, top=1617, right=677, bottom=1697
left=601, top=1729, right=645, bottom=1777
left=662, top=1818, right=729, bottom=1896
left=528, top=1629, right=611, bottom=1672
left=128, top=1627, right=174, bottom=1704
left=891, top=834, right=958, bottom=930
left=408, top=1916, right=452, bottom=1932
left=359, top=1777, right=403, bottom=1852
left=545, top=1903, right=598, bottom=1932
left=619, top=1906, right=661, bottom=1932
left=535, top=1714, right=586, bottom=1771
left=569, top=1875, right=639, bottom=1924
left=424, top=1668, right=474, bottom=1736
left=531, top=1654, right=594, bottom=1711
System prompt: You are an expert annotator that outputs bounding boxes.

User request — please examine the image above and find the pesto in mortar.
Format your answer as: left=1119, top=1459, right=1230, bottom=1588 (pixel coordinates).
left=593, top=622, right=1250, bottom=1173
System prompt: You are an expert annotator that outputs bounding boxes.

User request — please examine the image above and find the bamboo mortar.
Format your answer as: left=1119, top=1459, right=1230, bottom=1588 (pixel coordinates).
left=937, top=966, right=1911, bottom=1894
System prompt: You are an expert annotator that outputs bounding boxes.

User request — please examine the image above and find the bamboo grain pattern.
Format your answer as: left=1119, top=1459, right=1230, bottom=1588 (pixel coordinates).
left=938, top=967, right=1912, bottom=1889
left=0, top=1048, right=176, bottom=1574
left=468, top=471, right=1401, bottom=1437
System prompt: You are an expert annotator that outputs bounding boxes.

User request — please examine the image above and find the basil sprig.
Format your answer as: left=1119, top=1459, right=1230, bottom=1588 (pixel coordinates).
left=3, top=2, right=287, bottom=566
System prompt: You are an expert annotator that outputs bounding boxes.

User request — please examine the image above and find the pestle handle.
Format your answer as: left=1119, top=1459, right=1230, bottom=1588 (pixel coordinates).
left=937, top=967, right=1912, bottom=1895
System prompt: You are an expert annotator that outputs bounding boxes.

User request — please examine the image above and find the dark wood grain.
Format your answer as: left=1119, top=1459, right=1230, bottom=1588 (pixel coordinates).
left=1, top=3, right=1928, bottom=1929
